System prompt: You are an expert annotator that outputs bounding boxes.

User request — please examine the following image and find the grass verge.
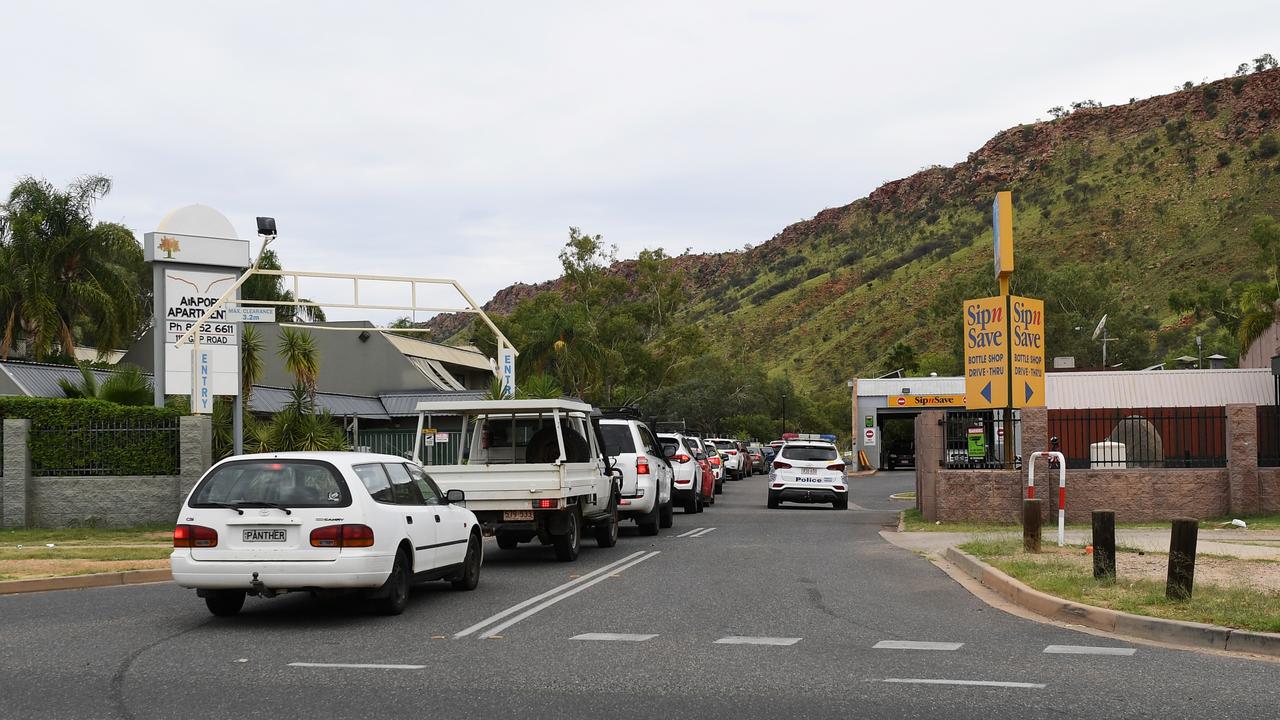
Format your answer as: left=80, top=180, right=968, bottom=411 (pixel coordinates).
left=961, top=538, right=1280, bottom=633
left=0, top=525, right=171, bottom=547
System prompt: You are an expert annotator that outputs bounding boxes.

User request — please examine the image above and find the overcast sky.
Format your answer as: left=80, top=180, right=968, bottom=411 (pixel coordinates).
left=3, top=1, right=1277, bottom=321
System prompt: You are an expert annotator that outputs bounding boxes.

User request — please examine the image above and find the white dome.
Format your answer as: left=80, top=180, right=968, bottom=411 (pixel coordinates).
left=155, top=204, right=239, bottom=239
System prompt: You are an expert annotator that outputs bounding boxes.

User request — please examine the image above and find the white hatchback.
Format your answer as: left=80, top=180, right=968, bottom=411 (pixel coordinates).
left=171, top=452, right=483, bottom=617
left=767, top=442, right=848, bottom=510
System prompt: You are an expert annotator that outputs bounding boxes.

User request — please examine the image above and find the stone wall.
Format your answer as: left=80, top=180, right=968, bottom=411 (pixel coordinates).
left=1261, top=468, right=1280, bottom=514
left=1, top=415, right=211, bottom=529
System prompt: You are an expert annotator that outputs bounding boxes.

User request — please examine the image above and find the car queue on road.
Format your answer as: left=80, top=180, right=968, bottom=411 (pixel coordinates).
left=170, top=398, right=837, bottom=618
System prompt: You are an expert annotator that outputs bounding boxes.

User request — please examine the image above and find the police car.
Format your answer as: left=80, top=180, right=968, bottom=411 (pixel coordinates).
left=767, top=441, right=848, bottom=510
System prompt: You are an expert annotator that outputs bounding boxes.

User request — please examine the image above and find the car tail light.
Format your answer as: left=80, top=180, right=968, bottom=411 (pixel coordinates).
left=727, top=450, right=737, bottom=455
left=533, top=498, right=559, bottom=509
left=310, top=524, right=375, bottom=548
left=636, top=458, right=650, bottom=475
left=827, top=463, right=845, bottom=471
left=773, top=461, right=792, bottom=470
left=834, top=485, right=846, bottom=491
left=771, top=482, right=784, bottom=489
left=174, top=524, right=218, bottom=548
left=710, top=457, right=721, bottom=466
left=674, top=454, right=690, bottom=463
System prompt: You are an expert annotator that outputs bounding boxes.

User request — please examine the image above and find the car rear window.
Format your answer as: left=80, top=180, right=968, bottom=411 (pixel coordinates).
left=660, top=440, right=681, bottom=457
left=190, top=460, right=349, bottom=508
left=780, top=446, right=839, bottom=462
left=600, top=424, right=636, bottom=455
left=713, top=440, right=736, bottom=450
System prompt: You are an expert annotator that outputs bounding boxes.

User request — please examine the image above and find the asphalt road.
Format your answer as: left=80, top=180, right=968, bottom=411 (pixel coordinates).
left=2, top=470, right=1277, bottom=719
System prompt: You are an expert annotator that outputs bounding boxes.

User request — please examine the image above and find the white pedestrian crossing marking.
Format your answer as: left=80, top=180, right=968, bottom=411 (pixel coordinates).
left=715, top=636, right=801, bottom=646
left=873, top=640, right=963, bottom=651
left=676, top=528, right=705, bottom=538
left=572, top=633, right=657, bottom=642
left=689, top=527, right=717, bottom=537
left=1043, top=645, right=1136, bottom=656
left=877, top=678, right=1045, bottom=689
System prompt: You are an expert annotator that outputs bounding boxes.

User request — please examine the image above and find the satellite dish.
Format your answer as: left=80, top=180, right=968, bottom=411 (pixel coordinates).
left=1092, top=314, right=1108, bottom=341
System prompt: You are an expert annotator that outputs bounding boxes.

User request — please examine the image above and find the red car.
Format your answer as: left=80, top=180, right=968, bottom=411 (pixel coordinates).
left=658, top=432, right=715, bottom=511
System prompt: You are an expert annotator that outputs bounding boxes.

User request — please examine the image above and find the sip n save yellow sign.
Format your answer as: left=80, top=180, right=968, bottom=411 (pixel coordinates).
left=1010, top=295, right=1045, bottom=407
left=888, top=394, right=966, bottom=408
left=963, top=295, right=1009, bottom=409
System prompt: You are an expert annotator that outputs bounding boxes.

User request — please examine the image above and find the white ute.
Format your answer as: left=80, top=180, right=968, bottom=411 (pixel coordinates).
left=411, top=399, right=622, bottom=562
left=171, top=452, right=483, bottom=617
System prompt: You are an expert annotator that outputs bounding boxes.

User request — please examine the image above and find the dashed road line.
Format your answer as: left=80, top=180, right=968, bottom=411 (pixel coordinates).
left=688, top=527, right=717, bottom=538
left=454, top=551, right=648, bottom=639
left=875, top=678, right=1046, bottom=689
left=1043, top=645, right=1136, bottom=656
left=873, top=640, right=963, bottom=651
left=473, top=551, right=662, bottom=639
left=676, top=528, right=705, bottom=538
left=714, top=636, right=801, bottom=646
left=571, top=633, right=657, bottom=642
left=289, top=662, right=425, bottom=670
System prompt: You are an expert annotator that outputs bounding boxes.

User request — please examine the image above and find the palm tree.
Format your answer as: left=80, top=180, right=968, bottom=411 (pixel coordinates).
left=241, top=249, right=326, bottom=323
left=277, top=327, right=319, bottom=403
left=240, top=324, right=264, bottom=406
left=58, top=363, right=153, bottom=406
left=0, top=176, right=145, bottom=360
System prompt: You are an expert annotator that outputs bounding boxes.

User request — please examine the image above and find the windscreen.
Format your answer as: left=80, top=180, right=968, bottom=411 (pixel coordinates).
left=779, top=445, right=839, bottom=462
left=190, top=460, right=349, bottom=507
left=600, top=424, right=636, bottom=455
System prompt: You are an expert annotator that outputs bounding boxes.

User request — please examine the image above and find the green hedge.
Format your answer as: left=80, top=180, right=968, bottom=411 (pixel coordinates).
left=0, top=397, right=182, bottom=476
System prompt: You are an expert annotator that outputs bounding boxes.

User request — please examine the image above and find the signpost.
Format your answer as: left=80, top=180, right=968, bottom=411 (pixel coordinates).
left=863, top=428, right=878, bottom=447
left=962, top=192, right=1046, bottom=466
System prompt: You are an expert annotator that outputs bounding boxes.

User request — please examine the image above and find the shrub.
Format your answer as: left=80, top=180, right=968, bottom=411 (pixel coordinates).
left=1217, top=151, right=1233, bottom=167
left=1231, top=77, right=1246, bottom=95
left=1254, top=135, right=1279, bottom=160
left=0, top=397, right=182, bottom=476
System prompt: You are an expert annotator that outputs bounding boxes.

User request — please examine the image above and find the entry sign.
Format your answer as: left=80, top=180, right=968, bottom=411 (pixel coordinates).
left=963, top=295, right=1009, bottom=410
left=1009, top=295, right=1045, bottom=408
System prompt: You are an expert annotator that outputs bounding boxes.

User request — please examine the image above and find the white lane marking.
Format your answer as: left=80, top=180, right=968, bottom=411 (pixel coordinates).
left=1043, top=645, right=1136, bottom=656
left=477, top=551, right=661, bottom=639
left=454, top=551, right=647, bottom=638
left=676, top=528, right=705, bottom=538
left=689, top=527, right=717, bottom=538
left=571, top=633, right=658, bottom=642
left=873, top=640, right=963, bottom=651
left=289, top=662, right=425, bottom=670
left=876, top=678, right=1046, bottom=689
left=714, top=636, right=801, bottom=646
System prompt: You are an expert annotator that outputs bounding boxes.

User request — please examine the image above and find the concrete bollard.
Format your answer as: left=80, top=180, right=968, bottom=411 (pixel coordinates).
left=1166, top=517, right=1199, bottom=601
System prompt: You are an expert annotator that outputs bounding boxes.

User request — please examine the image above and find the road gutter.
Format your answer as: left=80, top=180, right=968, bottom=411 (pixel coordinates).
left=0, top=568, right=172, bottom=595
left=943, top=546, right=1280, bottom=660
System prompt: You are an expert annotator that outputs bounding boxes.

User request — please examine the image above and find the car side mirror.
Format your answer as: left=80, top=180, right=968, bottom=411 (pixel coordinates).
left=445, top=489, right=465, bottom=505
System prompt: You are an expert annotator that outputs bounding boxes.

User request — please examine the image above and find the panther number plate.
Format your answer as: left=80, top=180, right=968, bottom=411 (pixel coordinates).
left=243, top=529, right=286, bottom=542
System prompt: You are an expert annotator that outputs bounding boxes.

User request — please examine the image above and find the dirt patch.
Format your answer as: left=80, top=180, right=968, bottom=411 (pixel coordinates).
left=0, top=559, right=169, bottom=581
left=1022, top=546, right=1280, bottom=594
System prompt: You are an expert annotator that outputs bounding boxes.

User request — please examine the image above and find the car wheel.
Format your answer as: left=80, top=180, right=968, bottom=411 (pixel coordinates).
left=495, top=531, right=519, bottom=550
left=659, top=498, right=674, bottom=529
left=374, top=550, right=411, bottom=615
left=714, top=479, right=723, bottom=495
left=767, top=491, right=780, bottom=509
left=204, top=590, right=245, bottom=617
left=638, top=504, right=660, bottom=536
left=834, top=495, right=849, bottom=510
left=451, top=534, right=482, bottom=591
left=553, top=508, right=581, bottom=562
left=683, top=492, right=698, bottom=514
left=695, top=494, right=704, bottom=513
left=594, top=495, right=620, bottom=548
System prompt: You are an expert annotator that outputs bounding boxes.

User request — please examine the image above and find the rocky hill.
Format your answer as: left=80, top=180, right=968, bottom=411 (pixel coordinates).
left=435, top=67, right=1280, bottom=390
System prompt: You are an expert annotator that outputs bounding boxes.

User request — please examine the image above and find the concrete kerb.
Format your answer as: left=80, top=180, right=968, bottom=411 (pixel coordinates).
left=0, top=568, right=172, bottom=595
left=942, top=547, right=1280, bottom=659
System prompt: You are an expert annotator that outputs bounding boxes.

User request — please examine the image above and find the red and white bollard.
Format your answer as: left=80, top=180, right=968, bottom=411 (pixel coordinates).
left=1027, top=451, right=1066, bottom=547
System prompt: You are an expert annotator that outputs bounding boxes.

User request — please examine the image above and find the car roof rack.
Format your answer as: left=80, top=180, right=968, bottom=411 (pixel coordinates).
left=598, top=406, right=645, bottom=420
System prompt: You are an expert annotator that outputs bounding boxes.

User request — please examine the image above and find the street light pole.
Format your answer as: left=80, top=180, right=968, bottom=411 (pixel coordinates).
left=781, top=394, right=787, bottom=438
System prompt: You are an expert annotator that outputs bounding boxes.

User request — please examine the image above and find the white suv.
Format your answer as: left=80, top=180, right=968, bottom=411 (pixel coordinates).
left=657, top=432, right=705, bottom=514
left=709, top=438, right=747, bottom=480
left=600, top=417, right=674, bottom=535
left=171, top=452, right=483, bottom=617
left=767, top=441, right=848, bottom=510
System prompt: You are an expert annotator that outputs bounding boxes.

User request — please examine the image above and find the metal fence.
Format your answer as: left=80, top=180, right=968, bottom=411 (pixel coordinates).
left=30, top=420, right=181, bottom=477
left=1048, top=407, right=1226, bottom=469
left=355, top=429, right=464, bottom=465
left=943, top=410, right=1021, bottom=469
left=1259, top=406, right=1280, bottom=467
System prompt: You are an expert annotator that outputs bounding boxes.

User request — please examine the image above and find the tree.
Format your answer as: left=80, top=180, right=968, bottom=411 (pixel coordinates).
left=58, top=363, right=153, bottom=406
left=885, top=342, right=920, bottom=375
left=1254, top=53, right=1277, bottom=73
left=0, top=175, right=147, bottom=360
left=240, top=324, right=264, bottom=406
left=240, top=249, right=325, bottom=323
left=277, top=327, right=319, bottom=404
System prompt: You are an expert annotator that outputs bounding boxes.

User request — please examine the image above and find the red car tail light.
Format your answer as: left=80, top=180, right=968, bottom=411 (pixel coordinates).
left=674, top=454, right=690, bottom=463
left=727, top=450, right=737, bottom=455
left=771, top=482, right=784, bottom=489
left=834, top=485, right=847, bottom=491
left=710, top=457, right=721, bottom=466
left=636, top=458, right=650, bottom=475
left=827, top=463, right=845, bottom=471
left=773, top=461, right=792, bottom=470
left=533, top=498, right=559, bottom=509
left=310, top=524, right=375, bottom=548
left=173, top=524, right=218, bottom=548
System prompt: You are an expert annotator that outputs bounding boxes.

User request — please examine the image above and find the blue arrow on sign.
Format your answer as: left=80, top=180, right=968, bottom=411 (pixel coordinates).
left=980, top=382, right=992, bottom=403
left=1025, top=382, right=1034, bottom=403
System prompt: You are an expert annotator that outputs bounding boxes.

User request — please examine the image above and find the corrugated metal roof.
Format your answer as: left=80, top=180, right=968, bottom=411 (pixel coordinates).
left=1045, top=369, right=1274, bottom=409
left=249, top=386, right=390, bottom=419
left=405, top=356, right=466, bottom=391
left=857, top=376, right=965, bottom=397
left=378, top=390, right=488, bottom=416
left=383, top=334, right=493, bottom=372
left=0, top=362, right=127, bottom=398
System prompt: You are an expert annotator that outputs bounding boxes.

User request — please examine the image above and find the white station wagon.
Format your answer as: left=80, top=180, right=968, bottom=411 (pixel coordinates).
left=171, top=452, right=483, bottom=617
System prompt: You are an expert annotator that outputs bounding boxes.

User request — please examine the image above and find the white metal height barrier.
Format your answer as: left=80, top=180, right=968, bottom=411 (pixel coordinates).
left=1026, top=451, right=1066, bottom=547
